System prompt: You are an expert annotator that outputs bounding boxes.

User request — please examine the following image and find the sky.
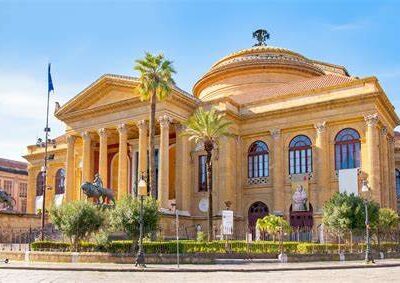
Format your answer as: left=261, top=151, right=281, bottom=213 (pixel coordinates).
left=0, top=0, right=399, bottom=161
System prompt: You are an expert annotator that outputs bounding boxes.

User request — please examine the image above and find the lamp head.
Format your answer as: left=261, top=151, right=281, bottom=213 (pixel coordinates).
left=361, top=180, right=370, bottom=193
left=138, top=179, right=147, bottom=197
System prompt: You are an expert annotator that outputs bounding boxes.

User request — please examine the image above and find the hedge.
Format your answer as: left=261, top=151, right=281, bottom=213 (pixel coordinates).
left=30, top=240, right=400, bottom=254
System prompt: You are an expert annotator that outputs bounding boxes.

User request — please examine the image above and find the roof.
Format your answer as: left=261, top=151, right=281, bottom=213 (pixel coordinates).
left=0, top=158, right=28, bottom=176
left=230, top=74, right=356, bottom=105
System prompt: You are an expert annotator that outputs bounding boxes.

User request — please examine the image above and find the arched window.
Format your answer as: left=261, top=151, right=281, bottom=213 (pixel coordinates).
left=289, top=135, right=312, bottom=175
left=55, top=169, right=65, bottom=195
left=335, top=128, right=361, bottom=170
left=248, top=141, right=269, bottom=178
left=396, top=169, right=400, bottom=198
left=36, top=172, right=45, bottom=196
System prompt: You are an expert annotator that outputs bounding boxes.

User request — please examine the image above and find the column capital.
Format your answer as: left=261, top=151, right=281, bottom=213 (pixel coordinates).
left=364, top=113, right=379, bottom=127
left=381, top=126, right=388, bottom=137
left=97, top=128, right=109, bottom=138
left=314, top=121, right=327, bottom=134
left=136, top=120, right=148, bottom=130
left=175, top=123, right=187, bottom=133
left=117, top=123, right=128, bottom=135
left=81, top=131, right=91, bottom=141
left=271, top=128, right=281, bottom=140
left=158, top=115, right=173, bottom=129
left=66, top=135, right=77, bottom=145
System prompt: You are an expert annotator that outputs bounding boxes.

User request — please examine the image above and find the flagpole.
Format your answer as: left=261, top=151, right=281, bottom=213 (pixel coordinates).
left=41, top=65, right=52, bottom=241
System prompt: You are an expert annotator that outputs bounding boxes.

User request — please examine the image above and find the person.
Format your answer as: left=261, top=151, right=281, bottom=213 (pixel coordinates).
left=93, top=173, right=103, bottom=189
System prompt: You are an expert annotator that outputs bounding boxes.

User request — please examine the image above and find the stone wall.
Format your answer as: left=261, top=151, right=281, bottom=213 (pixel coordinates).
left=0, top=211, right=44, bottom=229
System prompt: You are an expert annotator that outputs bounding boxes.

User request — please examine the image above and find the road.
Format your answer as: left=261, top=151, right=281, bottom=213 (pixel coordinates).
left=0, top=266, right=399, bottom=283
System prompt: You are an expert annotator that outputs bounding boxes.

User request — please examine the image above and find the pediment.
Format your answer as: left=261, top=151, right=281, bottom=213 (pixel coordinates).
left=55, top=74, right=141, bottom=119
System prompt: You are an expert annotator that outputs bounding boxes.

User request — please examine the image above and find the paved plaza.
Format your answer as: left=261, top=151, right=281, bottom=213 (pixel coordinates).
left=0, top=266, right=399, bottom=283
left=1, top=260, right=400, bottom=282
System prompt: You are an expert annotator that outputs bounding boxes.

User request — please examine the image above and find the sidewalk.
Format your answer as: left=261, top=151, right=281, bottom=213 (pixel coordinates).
left=1, top=259, right=400, bottom=272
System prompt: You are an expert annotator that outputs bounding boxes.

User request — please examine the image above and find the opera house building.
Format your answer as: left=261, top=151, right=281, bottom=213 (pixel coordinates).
left=23, top=37, right=400, bottom=237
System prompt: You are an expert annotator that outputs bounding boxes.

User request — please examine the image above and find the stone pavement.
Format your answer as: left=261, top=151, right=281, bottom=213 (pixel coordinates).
left=1, top=258, right=400, bottom=272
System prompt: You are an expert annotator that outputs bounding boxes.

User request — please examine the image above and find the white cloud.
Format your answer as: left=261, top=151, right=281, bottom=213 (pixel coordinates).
left=329, top=21, right=368, bottom=31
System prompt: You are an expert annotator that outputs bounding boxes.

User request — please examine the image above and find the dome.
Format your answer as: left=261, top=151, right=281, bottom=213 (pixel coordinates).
left=193, top=45, right=326, bottom=101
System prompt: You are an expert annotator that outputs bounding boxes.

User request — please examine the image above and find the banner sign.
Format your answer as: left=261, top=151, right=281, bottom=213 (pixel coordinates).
left=291, top=174, right=309, bottom=211
left=222, top=210, right=234, bottom=235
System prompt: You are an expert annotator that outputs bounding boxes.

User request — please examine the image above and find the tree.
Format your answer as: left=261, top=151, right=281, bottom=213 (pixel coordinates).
left=134, top=53, right=176, bottom=198
left=183, top=107, right=232, bottom=241
left=323, top=192, right=379, bottom=236
left=377, top=208, right=399, bottom=242
left=110, top=196, right=159, bottom=248
left=50, top=201, right=105, bottom=251
left=256, top=215, right=291, bottom=241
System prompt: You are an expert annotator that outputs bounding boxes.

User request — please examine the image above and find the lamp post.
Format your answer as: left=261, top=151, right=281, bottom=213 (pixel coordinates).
left=36, top=137, right=56, bottom=241
left=361, top=180, right=375, bottom=264
left=135, top=173, right=147, bottom=267
left=171, top=202, right=180, bottom=268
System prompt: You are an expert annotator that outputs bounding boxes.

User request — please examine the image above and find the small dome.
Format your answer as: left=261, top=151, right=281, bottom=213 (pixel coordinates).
left=193, top=45, right=326, bottom=101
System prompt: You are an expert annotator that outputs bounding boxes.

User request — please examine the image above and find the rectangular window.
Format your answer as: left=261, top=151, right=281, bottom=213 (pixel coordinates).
left=198, top=155, right=207, bottom=192
left=264, top=154, right=269, bottom=177
left=248, top=156, right=253, bottom=178
left=289, top=151, right=294, bottom=175
left=295, top=150, right=300, bottom=174
left=342, top=145, right=348, bottom=169
left=254, top=155, right=259, bottom=177
left=335, top=144, right=341, bottom=170
left=300, top=149, right=306, bottom=173
left=19, top=183, right=27, bottom=198
left=307, top=148, right=312, bottom=173
left=3, top=180, right=13, bottom=195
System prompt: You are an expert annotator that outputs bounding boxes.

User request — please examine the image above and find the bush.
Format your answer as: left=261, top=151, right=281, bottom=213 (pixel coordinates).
left=30, top=240, right=400, bottom=254
left=196, top=231, right=206, bottom=242
left=110, top=196, right=159, bottom=242
left=50, top=201, right=105, bottom=251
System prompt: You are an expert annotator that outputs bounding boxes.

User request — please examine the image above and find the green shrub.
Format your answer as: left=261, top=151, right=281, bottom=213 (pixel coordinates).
left=50, top=201, right=105, bottom=251
left=30, top=240, right=400, bottom=254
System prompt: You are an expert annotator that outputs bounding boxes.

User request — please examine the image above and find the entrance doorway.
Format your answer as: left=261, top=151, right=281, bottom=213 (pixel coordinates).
left=248, top=201, right=269, bottom=240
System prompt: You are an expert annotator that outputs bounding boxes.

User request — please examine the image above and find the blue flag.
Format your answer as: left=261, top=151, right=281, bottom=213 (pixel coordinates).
left=48, top=63, right=54, bottom=94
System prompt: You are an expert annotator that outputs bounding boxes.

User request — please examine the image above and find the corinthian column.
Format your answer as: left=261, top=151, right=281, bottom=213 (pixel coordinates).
left=175, top=124, right=191, bottom=211
left=314, top=122, right=327, bottom=211
left=81, top=131, right=91, bottom=184
left=381, top=127, right=389, bottom=207
left=158, top=115, right=172, bottom=208
left=365, top=113, right=381, bottom=203
left=137, top=120, right=148, bottom=177
left=117, top=124, right=128, bottom=199
left=272, top=128, right=284, bottom=215
left=98, top=128, right=109, bottom=188
left=65, top=135, right=76, bottom=202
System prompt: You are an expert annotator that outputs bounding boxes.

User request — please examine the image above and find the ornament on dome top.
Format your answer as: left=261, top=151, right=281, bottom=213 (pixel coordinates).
left=252, top=29, right=270, bottom=46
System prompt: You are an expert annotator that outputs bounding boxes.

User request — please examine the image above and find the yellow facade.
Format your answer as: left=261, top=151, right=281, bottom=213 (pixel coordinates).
left=23, top=44, right=400, bottom=235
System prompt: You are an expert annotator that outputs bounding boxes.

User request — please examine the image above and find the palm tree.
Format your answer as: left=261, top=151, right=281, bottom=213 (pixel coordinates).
left=134, top=53, right=176, bottom=198
left=183, top=107, right=232, bottom=241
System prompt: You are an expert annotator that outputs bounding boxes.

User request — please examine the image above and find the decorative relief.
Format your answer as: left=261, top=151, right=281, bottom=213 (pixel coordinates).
left=81, top=131, right=91, bottom=141
left=117, top=123, right=127, bottom=134
left=247, top=177, right=269, bottom=186
left=364, top=113, right=379, bottom=127
left=66, top=135, right=76, bottom=145
left=271, top=128, right=281, bottom=140
left=314, top=121, right=326, bottom=134
left=158, top=115, right=172, bottom=128
left=97, top=128, right=108, bottom=138
left=381, top=126, right=388, bottom=137
left=136, top=120, right=148, bottom=131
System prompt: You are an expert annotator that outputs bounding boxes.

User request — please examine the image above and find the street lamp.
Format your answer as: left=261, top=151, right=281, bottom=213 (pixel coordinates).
left=135, top=173, right=147, bottom=268
left=361, top=180, right=375, bottom=264
left=36, top=137, right=57, bottom=241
